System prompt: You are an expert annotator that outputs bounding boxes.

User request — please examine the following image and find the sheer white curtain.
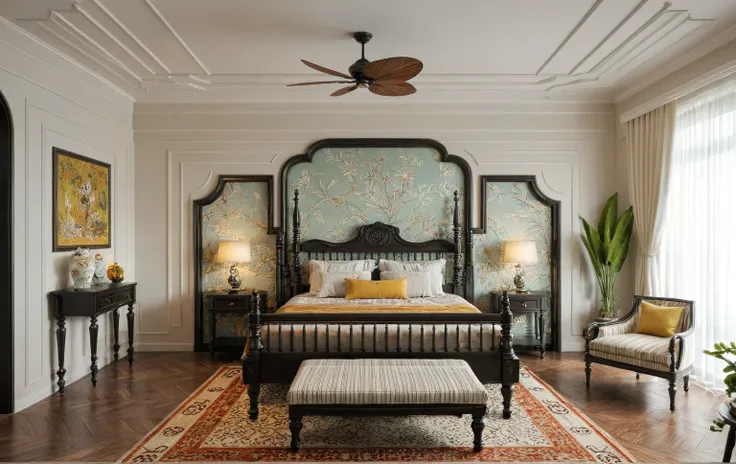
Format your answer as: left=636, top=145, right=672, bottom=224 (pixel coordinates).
left=657, top=82, right=736, bottom=386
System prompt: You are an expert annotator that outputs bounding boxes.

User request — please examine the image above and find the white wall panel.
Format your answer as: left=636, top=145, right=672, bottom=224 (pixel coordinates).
left=134, top=101, right=617, bottom=353
left=1, top=20, right=134, bottom=412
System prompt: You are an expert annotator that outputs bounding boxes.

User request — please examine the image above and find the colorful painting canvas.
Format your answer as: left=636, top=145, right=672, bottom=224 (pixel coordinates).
left=52, top=148, right=111, bottom=251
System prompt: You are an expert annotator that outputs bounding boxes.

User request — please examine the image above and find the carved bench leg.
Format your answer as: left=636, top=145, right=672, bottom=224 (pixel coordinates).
left=471, top=406, right=486, bottom=452
left=289, top=410, right=303, bottom=451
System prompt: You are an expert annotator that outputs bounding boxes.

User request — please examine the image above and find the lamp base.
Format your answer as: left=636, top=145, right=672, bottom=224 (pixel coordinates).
left=513, top=266, right=527, bottom=293
left=227, top=265, right=241, bottom=293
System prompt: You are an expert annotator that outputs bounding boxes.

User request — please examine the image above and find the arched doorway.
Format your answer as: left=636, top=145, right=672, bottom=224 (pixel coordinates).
left=0, top=91, right=13, bottom=414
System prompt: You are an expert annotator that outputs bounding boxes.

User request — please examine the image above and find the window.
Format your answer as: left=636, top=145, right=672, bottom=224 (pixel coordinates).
left=658, top=83, right=736, bottom=386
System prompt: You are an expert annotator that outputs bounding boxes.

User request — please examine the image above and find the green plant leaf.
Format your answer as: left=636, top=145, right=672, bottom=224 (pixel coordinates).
left=598, top=193, right=618, bottom=250
left=580, top=233, right=602, bottom=279
left=724, top=364, right=734, bottom=373
left=607, top=207, right=634, bottom=272
left=580, top=217, right=605, bottom=264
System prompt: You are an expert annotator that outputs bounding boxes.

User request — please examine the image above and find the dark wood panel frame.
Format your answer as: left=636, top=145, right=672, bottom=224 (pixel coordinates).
left=0, top=91, right=13, bottom=413
left=52, top=147, right=112, bottom=251
left=193, top=175, right=276, bottom=352
left=477, top=175, right=561, bottom=352
left=278, top=138, right=474, bottom=305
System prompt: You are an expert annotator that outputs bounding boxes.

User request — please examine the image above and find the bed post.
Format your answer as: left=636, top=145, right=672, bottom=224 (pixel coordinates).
left=276, top=228, right=284, bottom=307
left=246, top=290, right=262, bottom=420
left=500, top=290, right=518, bottom=419
left=452, top=190, right=461, bottom=295
left=465, top=229, right=474, bottom=302
left=291, top=189, right=301, bottom=299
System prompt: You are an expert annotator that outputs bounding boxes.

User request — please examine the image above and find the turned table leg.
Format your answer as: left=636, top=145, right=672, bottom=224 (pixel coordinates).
left=55, top=315, right=66, bottom=393
left=724, top=424, right=735, bottom=463
left=89, top=315, right=99, bottom=387
left=126, top=303, right=135, bottom=365
left=113, top=308, right=120, bottom=361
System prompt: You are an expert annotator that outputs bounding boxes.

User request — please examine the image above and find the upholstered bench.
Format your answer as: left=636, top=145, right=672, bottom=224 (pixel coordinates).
left=286, top=358, right=489, bottom=452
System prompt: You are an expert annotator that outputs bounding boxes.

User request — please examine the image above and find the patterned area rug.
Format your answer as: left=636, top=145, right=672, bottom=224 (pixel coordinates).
left=120, top=366, right=635, bottom=462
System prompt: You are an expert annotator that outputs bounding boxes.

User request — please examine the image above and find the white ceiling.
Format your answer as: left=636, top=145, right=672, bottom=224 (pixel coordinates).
left=2, top=0, right=736, bottom=102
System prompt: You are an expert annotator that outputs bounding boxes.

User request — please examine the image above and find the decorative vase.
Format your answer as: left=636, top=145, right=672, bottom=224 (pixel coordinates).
left=107, top=262, right=124, bottom=283
left=92, top=253, right=110, bottom=284
left=70, top=248, right=95, bottom=289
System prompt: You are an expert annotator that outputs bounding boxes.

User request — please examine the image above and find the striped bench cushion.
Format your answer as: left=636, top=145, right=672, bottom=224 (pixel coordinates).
left=286, top=359, right=488, bottom=405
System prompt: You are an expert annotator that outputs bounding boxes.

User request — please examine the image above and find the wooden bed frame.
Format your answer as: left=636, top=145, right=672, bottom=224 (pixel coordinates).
left=242, top=189, right=519, bottom=421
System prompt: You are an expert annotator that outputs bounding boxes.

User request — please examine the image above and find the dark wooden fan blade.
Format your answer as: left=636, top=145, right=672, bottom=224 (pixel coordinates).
left=286, top=80, right=354, bottom=87
left=362, top=57, right=423, bottom=82
left=331, top=85, right=359, bottom=97
left=368, top=82, right=416, bottom=97
left=301, top=59, right=352, bottom=79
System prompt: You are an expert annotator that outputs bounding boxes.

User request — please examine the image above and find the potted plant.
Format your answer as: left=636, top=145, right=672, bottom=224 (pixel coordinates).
left=579, top=193, right=634, bottom=320
left=704, top=342, right=736, bottom=431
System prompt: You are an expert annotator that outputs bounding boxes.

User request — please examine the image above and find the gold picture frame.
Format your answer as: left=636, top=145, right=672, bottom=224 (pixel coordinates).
left=52, top=147, right=111, bottom=251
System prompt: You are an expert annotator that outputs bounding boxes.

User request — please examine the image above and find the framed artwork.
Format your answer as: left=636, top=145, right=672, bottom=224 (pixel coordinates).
left=52, top=147, right=111, bottom=251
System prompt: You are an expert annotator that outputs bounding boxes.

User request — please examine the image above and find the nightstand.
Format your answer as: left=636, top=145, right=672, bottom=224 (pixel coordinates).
left=490, top=290, right=550, bottom=358
left=203, top=290, right=268, bottom=359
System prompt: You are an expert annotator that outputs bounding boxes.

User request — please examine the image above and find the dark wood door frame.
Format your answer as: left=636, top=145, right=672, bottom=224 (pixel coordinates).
left=0, top=90, right=14, bottom=414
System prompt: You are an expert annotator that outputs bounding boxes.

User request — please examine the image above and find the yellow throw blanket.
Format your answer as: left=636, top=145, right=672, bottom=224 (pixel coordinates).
left=276, top=304, right=480, bottom=313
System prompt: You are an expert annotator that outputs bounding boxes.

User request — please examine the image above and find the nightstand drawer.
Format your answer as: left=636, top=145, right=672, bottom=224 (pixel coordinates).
left=213, top=299, right=249, bottom=311
left=510, top=299, right=540, bottom=310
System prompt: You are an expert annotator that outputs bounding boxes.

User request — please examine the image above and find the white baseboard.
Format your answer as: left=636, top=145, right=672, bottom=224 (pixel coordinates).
left=135, top=342, right=194, bottom=352
left=561, top=339, right=585, bottom=352
left=14, top=348, right=126, bottom=412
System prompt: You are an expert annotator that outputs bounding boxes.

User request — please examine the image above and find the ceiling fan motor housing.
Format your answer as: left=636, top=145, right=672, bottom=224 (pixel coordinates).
left=349, top=58, right=371, bottom=83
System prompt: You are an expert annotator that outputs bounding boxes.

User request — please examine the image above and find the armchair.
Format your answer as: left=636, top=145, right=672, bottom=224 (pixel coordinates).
left=583, top=295, right=694, bottom=411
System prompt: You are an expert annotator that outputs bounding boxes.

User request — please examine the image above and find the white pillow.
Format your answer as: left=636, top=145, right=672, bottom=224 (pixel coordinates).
left=316, top=271, right=372, bottom=298
left=307, top=259, right=376, bottom=294
left=379, top=259, right=446, bottom=295
left=380, top=271, right=435, bottom=298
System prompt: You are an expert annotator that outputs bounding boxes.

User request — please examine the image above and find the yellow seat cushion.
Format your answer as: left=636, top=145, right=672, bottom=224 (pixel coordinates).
left=345, top=278, right=408, bottom=300
left=636, top=301, right=685, bottom=337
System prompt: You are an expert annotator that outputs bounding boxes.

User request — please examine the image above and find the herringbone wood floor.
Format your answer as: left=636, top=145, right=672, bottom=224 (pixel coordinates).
left=0, top=352, right=730, bottom=462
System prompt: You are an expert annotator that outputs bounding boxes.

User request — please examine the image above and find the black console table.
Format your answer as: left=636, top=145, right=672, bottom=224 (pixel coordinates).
left=49, top=282, right=137, bottom=392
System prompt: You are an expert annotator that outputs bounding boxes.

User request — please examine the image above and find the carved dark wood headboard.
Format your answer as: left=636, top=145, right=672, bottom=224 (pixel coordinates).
left=275, top=189, right=469, bottom=305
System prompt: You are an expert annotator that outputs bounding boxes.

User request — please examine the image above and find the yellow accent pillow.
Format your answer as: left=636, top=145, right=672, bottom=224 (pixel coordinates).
left=345, top=278, right=408, bottom=300
left=636, top=301, right=685, bottom=337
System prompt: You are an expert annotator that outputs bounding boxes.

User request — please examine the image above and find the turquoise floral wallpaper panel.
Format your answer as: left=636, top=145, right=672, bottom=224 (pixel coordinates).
left=473, top=181, right=552, bottom=312
left=286, top=147, right=464, bottom=243
left=201, top=181, right=275, bottom=339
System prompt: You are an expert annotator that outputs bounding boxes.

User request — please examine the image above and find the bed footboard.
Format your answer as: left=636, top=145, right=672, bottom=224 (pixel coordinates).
left=243, top=291, right=519, bottom=384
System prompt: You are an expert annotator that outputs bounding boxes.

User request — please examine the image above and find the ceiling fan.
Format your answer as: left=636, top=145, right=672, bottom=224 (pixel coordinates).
left=287, top=32, right=423, bottom=97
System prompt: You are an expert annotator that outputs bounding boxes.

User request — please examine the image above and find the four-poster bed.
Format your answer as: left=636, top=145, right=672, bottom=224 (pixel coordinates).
left=242, top=188, right=519, bottom=420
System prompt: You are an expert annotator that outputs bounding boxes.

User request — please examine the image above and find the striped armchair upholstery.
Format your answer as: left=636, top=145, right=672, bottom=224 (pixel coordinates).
left=583, top=296, right=694, bottom=411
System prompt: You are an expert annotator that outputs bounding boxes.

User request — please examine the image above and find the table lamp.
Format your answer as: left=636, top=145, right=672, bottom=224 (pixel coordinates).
left=502, top=240, right=538, bottom=293
left=215, top=241, right=251, bottom=293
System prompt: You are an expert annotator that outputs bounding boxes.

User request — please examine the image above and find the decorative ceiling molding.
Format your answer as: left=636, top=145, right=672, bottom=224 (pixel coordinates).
left=3, top=0, right=733, bottom=102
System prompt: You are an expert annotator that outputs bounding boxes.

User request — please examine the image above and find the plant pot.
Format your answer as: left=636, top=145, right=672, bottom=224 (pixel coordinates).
left=596, top=316, right=615, bottom=322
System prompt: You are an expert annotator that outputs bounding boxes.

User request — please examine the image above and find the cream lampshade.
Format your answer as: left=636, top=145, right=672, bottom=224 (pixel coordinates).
left=216, top=241, right=251, bottom=292
left=503, top=241, right=538, bottom=293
